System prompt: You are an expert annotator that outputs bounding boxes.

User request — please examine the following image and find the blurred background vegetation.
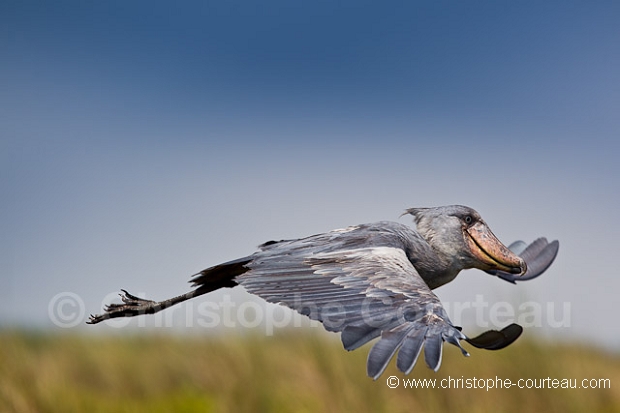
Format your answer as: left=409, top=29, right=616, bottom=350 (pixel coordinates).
left=1, top=329, right=618, bottom=413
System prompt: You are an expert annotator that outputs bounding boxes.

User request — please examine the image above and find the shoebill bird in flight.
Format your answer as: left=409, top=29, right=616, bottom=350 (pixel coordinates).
left=89, top=205, right=559, bottom=379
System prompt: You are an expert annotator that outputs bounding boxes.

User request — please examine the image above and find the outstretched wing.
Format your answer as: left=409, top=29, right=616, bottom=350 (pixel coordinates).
left=230, top=224, right=468, bottom=379
left=488, top=238, right=559, bottom=283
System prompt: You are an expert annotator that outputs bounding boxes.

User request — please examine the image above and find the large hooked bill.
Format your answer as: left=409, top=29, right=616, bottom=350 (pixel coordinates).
left=465, top=221, right=527, bottom=275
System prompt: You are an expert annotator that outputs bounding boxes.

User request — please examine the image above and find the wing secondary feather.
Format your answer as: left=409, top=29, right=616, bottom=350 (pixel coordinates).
left=234, top=225, right=468, bottom=379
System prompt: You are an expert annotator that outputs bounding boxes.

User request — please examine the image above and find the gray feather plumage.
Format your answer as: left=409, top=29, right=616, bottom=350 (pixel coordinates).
left=508, top=240, right=528, bottom=256
left=90, top=205, right=559, bottom=379
left=492, top=238, right=559, bottom=283
left=232, top=222, right=468, bottom=378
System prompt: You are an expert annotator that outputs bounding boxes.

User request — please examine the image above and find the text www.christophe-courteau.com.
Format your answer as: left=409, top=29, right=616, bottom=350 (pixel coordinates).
left=386, top=376, right=611, bottom=391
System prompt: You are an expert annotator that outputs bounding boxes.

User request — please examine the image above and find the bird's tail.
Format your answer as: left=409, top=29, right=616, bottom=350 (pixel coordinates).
left=189, top=255, right=252, bottom=289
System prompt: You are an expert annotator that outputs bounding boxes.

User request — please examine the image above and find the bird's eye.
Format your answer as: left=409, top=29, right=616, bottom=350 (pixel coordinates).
left=464, top=215, right=473, bottom=225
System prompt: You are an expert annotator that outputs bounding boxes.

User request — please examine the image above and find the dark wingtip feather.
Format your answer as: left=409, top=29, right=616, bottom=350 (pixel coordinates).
left=189, top=257, right=251, bottom=288
left=487, top=323, right=523, bottom=350
left=465, top=323, right=523, bottom=350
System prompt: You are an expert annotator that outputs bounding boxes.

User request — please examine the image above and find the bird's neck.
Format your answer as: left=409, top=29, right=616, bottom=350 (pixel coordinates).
left=421, top=267, right=460, bottom=290
left=407, top=238, right=462, bottom=290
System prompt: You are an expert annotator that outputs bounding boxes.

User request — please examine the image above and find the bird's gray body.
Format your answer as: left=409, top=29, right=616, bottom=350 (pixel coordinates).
left=207, top=221, right=465, bottom=378
left=89, top=205, right=559, bottom=379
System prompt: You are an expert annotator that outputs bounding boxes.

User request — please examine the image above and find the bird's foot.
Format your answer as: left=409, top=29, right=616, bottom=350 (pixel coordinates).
left=87, top=289, right=160, bottom=324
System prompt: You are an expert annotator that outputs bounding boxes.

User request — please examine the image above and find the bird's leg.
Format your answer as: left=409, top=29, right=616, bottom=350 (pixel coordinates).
left=87, top=288, right=208, bottom=324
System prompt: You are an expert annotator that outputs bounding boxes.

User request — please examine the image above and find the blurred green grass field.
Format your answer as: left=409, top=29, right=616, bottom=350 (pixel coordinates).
left=1, top=329, right=618, bottom=413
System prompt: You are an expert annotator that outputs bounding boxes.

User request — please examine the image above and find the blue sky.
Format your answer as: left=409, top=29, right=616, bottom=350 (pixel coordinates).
left=2, top=1, right=619, bottom=349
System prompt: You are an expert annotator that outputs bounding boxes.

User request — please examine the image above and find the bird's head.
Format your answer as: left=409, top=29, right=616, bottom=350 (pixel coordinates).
left=404, top=205, right=526, bottom=275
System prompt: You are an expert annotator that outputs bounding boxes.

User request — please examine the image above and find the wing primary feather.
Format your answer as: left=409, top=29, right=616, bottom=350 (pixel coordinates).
left=367, top=326, right=410, bottom=380
left=342, top=319, right=404, bottom=351
left=519, top=238, right=550, bottom=263
left=342, top=325, right=382, bottom=351
left=519, top=240, right=559, bottom=279
left=508, top=240, right=528, bottom=256
left=423, top=332, right=443, bottom=372
left=464, top=330, right=505, bottom=349
left=396, top=327, right=426, bottom=375
left=443, top=330, right=469, bottom=357
left=465, top=324, right=523, bottom=350
left=487, top=323, right=523, bottom=350
left=493, top=239, right=559, bottom=283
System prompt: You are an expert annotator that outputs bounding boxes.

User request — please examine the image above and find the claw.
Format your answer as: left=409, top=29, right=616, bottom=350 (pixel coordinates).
left=86, top=290, right=159, bottom=324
